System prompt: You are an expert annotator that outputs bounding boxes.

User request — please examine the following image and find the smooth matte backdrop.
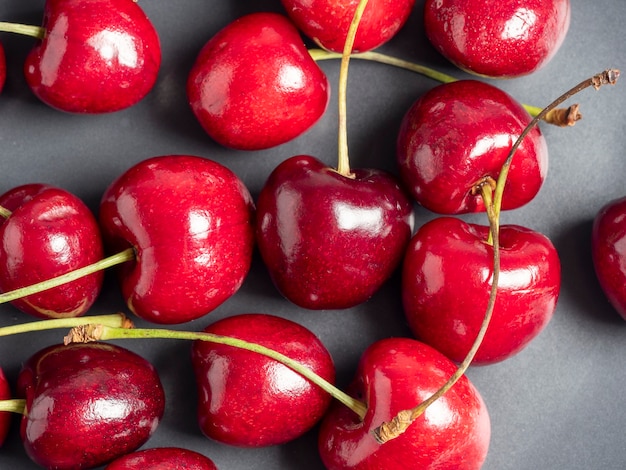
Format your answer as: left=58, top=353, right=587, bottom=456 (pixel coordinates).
left=0, top=0, right=624, bottom=469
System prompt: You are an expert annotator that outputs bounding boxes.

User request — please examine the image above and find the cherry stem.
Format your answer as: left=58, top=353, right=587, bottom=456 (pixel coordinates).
left=492, top=69, right=620, bottom=219
left=63, top=323, right=369, bottom=420
left=335, top=0, right=370, bottom=177
left=0, top=312, right=131, bottom=337
left=373, top=68, right=621, bottom=444
left=0, top=247, right=135, bottom=305
left=0, top=22, right=45, bottom=40
left=0, top=206, right=10, bottom=219
left=373, top=187, right=501, bottom=443
left=0, top=399, right=27, bottom=415
left=311, top=48, right=583, bottom=126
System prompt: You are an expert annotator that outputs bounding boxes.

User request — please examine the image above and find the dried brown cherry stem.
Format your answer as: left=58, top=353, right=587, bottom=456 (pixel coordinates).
left=373, top=68, right=620, bottom=444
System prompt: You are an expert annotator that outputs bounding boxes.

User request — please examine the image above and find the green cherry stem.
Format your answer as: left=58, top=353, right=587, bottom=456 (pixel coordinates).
left=0, top=22, right=45, bottom=40
left=0, top=399, right=26, bottom=415
left=0, top=247, right=135, bottom=305
left=335, top=0, right=370, bottom=177
left=63, top=323, right=369, bottom=420
left=0, top=206, right=10, bottom=219
left=0, top=312, right=131, bottom=337
left=311, top=48, right=584, bottom=126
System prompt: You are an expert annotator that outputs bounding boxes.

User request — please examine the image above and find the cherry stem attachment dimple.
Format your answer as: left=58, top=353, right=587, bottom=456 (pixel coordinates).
left=0, top=22, right=45, bottom=40
left=311, top=48, right=583, bottom=126
left=63, top=323, right=369, bottom=420
left=0, top=247, right=135, bottom=305
left=336, top=0, right=370, bottom=177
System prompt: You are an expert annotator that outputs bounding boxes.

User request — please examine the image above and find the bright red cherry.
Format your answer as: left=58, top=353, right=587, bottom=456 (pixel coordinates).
left=318, top=337, right=491, bottom=469
left=397, top=80, right=548, bottom=214
left=402, top=217, right=561, bottom=364
left=99, top=155, right=255, bottom=324
left=105, top=447, right=217, bottom=469
left=24, top=0, right=161, bottom=113
left=592, top=196, right=626, bottom=320
left=17, top=342, right=165, bottom=469
left=424, top=0, right=571, bottom=78
left=0, top=184, right=104, bottom=319
left=256, top=155, right=414, bottom=310
left=191, top=313, right=335, bottom=447
left=281, top=0, right=416, bottom=53
left=187, top=12, right=330, bottom=150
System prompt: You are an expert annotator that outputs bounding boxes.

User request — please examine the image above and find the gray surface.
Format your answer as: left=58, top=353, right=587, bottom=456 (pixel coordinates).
left=0, top=0, right=624, bottom=469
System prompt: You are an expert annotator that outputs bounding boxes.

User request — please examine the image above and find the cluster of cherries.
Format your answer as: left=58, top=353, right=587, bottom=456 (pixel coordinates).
left=0, top=0, right=622, bottom=469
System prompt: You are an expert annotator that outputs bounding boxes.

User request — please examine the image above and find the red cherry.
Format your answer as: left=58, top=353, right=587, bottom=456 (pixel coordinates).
left=105, top=447, right=217, bottom=470
left=99, top=155, right=255, bottom=324
left=256, top=155, right=413, bottom=309
left=281, top=0, right=416, bottom=53
left=592, top=196, right=626, bottom=320
left=318, top=337, right=490, bottom=469
left=191, top=313, right=335, bottom=447
left=17, top=342, right=165, bottom=469
left=402, top=217, right=561, bottom=364
left=424, top=0, right=571, bottom=78
left=0, top=368, right=11, bottom=448
left=187, top=12, right=330, bottom=151
left=0, top=184, right=104, bottom=319
left=397, top=80, right=548, bottom=214
left=24, top=0, right=161, bottom=113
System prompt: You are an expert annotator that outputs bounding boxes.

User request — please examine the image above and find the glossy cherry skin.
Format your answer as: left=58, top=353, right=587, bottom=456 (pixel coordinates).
left=397, top=80, right=548, bottom=214
left=0, top=368, right=11, bottom=447
left=105, top=447, right=217, bottom=469
left=591, top=196, right=626, bottom=320
left=0, top=184, right=104, bottom=319
left=17, top=342, right=165, bottom=470
left=403, top=217, right=561, bottom=364
left=256, top=155, right=414, bottom=310
left=187, top=12, right=330, bottom=151
left=424, top=0, right=571, bottom=78
left=318, top=337, right=491, bottom=469
left=99, top=155, right=255, bottom=324
left=191, top=313, right=335, bottom=447
left=281, top=0, right=416, bottom=53
left=24, top=0, right=161, bottom=113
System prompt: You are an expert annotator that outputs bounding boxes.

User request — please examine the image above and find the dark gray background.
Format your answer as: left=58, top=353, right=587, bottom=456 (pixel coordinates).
left=0, top=0, right=624, bottom=468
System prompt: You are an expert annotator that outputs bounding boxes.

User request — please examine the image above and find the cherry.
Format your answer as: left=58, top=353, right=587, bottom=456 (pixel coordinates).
left=0, top=183, right=104, bottom=319
left=256, top=155, right=413, bottom=309
left=281, top=0, right=416, bottom=53
left=397, top=79, right=548, bottom=214
left=318, top=337, right=491, bottom=469
left=191, top=313, right=335, bottom=447
left=255, top=1, right=413, bottom=309
left=423, top=0, right=571, bottom=78
left=16, top=342, right=165, bottom=469
left=105, top=447, right=217, bottom=470
left=0, top=0, right=161, bottom=113
left=187, top=12, right=330, bottom=150
left=99, top=154, right=255, bottom=324
left=402, top=217, right=561, bottom=364
left=592, top=195, right=626, bottom=320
